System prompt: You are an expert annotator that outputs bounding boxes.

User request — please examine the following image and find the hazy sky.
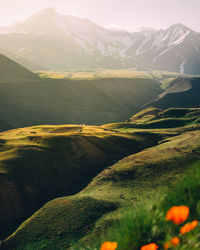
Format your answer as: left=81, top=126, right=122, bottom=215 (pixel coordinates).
left=0, top=0, right=200, bottom=31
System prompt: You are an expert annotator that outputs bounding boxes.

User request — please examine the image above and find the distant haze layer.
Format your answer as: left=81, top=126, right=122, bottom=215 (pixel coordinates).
left=0, top=0, right=199, bottom=32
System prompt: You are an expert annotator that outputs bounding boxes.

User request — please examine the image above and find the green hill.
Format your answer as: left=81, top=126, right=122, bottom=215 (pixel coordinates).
left=3, top=124, right=200, bottom=249
left=1, top=59, right=200, bottom=133
left=0, top=53, right=39, bottom=81
left=0, top=77, right=162, bottom=132
left=1, top=107, right=200, bottom=249
left=102, top=107, right=200, bottom=131
left=0, top=124, right=161, bottom=238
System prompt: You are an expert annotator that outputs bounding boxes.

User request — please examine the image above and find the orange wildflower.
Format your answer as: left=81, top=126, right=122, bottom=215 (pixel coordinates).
left=171, top=237, right=180, bottom=246
left=100, top=241, right=117, bottom=250
left=180, top=220, right=198, bottom=234
left=141, top=243, right=159, bottom=250
left=164, top=237, right=180, bottom=249
left=180, top=223, right=191, bottom=234
left=190, top=220, right=198, bottom=230
left=166, top=206, right=189, bottom=225
left=163, top=242, right=170, bottom=249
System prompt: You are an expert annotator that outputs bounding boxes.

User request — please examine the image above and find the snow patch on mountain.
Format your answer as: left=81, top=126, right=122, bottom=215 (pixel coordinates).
left=153, top=47, right=172, bottom=62
left=172, top=31, right=190, bottom=46
left=136, top=36, right=152, bottom=55
left=180, top=59, right=186, bottom=74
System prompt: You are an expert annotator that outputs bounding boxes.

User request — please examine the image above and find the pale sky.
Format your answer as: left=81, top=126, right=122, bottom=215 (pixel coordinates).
left=0, top=0, right=200, bottom=32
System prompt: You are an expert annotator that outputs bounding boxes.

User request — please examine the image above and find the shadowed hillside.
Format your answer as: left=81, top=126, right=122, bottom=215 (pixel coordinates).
left=149, top=77, right=200, bottom=109
left=1, top=53, right=200, bottom=133
left=0, top=53, right=39, bottom=81
left=0, top=77, right=162, bottom=131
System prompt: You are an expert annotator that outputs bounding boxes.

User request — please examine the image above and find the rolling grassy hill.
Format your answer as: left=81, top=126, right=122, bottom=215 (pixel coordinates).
left=3, top=126, right=200, bottom=249
left=0, top=53, right=39, bottom=81
left=1, top=107, right=200, bottom=249
left=102, top=107, right=200, bottom=131
left=0, top=124, right=162, bottom=238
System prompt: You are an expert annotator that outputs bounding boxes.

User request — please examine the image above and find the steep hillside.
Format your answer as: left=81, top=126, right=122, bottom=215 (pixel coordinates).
left=0, top=77, right=162, bottom=131
left=149, top=77, right=200, bottom=109
left=3, top=122, right=200, bottom=249
left=0, top=8, right=199, bottom=74
left=0, top=53, right=39, bottom=81
left=0, top=118, right=12, bottom=131
left=126, top=107, right=200, bottom=129
left=0, top=124, right=161, bottom=238
left=102, top=107, right=200, bottom=132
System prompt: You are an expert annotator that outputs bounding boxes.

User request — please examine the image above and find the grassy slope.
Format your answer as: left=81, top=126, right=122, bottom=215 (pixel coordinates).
left=2, top=108, right=200, bottom=249
left=1, top=65, right=197, bottom=133
left=76, top=161, right=200, bottom=250
left=0, top=53, right=39, bottom=81
left=149, top=77, right=200, bottom=109
left=0, top=77, right=162, bottom=132
left=0, top=124, right=162, bottom=238
left=102, top=107, right=200, bottom=131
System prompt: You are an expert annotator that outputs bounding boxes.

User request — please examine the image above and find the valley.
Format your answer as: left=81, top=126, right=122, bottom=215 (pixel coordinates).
left=1, top=52, right=200, bottom=134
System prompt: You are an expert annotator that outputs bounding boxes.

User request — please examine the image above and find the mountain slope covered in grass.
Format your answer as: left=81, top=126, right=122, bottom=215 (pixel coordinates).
left=1, top=107, right=200, bottom=249
left=0, top=77, right=162, bottom=132
left=149, top=77, right=200, bottom=109
left=0, top=124, right=161, bottom=238
left=0, top=53, right=39, bottom=81
left=1, top=50, right=199, bottom=133
left=3, top=127, right=200, bottom=249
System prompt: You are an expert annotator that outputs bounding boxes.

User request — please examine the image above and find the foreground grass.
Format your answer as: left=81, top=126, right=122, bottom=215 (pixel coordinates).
left=73, top=161, right=200, bottom=250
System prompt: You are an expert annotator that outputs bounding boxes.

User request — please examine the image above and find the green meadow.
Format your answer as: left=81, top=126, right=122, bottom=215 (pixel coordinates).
left=1, top=107, right=200, bottom=249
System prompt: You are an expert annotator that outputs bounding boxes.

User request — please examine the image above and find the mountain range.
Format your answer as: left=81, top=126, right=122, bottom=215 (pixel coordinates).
left=0, top=7, right=200, bottom=74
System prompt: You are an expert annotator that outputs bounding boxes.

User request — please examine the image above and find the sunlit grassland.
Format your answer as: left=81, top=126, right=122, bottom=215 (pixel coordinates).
left=101, top=107, right=200, bottom=132
left=2, top=107, right=200, bottom=249
left=3, top=124, right=200, bottom=249
left=0, top=123, right=162, bottom=241
left=36, top=69, right=186, bottom=81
